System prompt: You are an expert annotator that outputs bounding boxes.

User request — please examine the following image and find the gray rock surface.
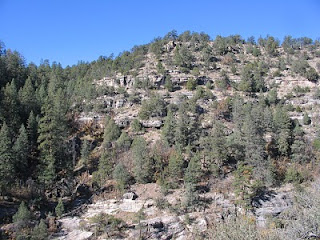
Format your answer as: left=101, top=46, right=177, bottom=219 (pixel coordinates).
left=253, top=188, right=293, bottom=228
left=141, top=119, right=163, bottom=128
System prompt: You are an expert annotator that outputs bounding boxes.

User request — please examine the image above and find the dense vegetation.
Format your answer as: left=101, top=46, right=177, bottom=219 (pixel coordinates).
left=0, top=31, right=320, bottom=239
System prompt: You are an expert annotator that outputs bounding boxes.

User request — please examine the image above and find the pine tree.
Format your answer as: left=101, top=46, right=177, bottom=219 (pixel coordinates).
left=55, top=198, right=65, bottom=218
left=131, top=118, right=142, bottom=132
left=162, top=109, right=176, bottom=146
left=184, top=181, right=197, bottom=207
left=13, top=124, right=29, bottom=181
left=132, top=137, right=153, bottom=183
left=273, top=106, right=291, bottom=156
left=31, top=219, right=48, bottom=240
left=168, top=148, right=184, bottom=185
left=92, top=149, right=113, bottom=188
left=233, top=163, right=253, bottom=210
left=97, top=150, right=113, bottom=183
left=13, top=201, right=31, bottom=228
left=116, top=130, right=131, bottom=151
left=113, top=163, right=130, bottom=192
left=80, top=139, right=90, bottom=166
left=103, top=118, right=120, bottom=148
left=186, top=111, right=201, bottom=148
left=27, top=111, right=38, bottom=150
left=175, top=107, right=188, bottom=147
left=211, top=121, right=228, bottom=168
left=242, top=114, right=266, bottom=180
left=291, top=125, right=310, bottom=163
left=38, top=89, right=70, bottom=186
left=0, top=122, right=14, bottom=192
left=183, top=154, right=202, bottom=207
left=19, top=76, right=38, bottom=121
left=164, top=74, right=173, bottom=92
left=184, top=153, right=202, bottom=186
left=1, top=80, right=21, bottom=131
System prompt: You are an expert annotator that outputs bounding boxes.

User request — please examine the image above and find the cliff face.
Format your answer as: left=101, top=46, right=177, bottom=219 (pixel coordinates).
left=82, top=38, right=320, bottom=135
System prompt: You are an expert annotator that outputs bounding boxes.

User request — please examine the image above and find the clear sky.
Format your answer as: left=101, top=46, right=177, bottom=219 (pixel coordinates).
left=1, top=0, right=319, bottom=67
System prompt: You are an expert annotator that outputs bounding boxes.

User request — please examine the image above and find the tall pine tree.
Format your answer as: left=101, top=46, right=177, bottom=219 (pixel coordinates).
left=13, top=124, right=29, bottom=181
left=162, top=109, right=176, bottom=146
left=19, top=76, right=38, bottom=121
left=38, top=88, right=70, bottom=186
left=0, top=122, right=14, bottom=192
left=1, top=80, right=21, bottom=131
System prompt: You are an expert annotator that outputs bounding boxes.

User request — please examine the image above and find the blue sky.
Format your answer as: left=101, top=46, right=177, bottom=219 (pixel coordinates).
left=1, top=0, right=319, bottom=67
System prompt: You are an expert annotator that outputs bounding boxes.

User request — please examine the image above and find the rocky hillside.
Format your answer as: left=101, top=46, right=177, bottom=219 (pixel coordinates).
left=1, top=32, right=320, bottom=240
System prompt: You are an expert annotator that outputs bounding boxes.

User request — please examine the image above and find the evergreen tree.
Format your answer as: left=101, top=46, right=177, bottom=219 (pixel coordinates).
left=1, top=80, right=21, bottom=130
left=116, top=130, right=132, bottom=151
left=113, top=163, right=130, bottom=192
left=162, top=109, right=176, bottom=146
left=0, top=122, right=14, bottom=192
left=211, top=121, right=228, bottom=168
left=233, top=163, right=253, bottom=210
left=27, top=111, right=38, bottom=150
left=31, top=219, right=48, bottom=240
left=215, top=70, right=230, bottom=89
left=291, top=125, right=310, bottom=163
left=184, top=182, right=197, bottom=208
left=13, top=124, right=29, bottom=181
left=19, top=76, right=38, bottom=121
left=263, top=106, right=274, bottom=132
left=168, top=148, right=184, bottom=185
left=13, top=201, right=31, bottom=228
left=103, top=118, right=120, bottom=148
left=184, top=154, right=202, bottom=207
left=96, top=150, right=113, bottom=183
left=186, top=110, right=201, bottom=148
left=184, top=153, right=202, bottom=186
left=273, top=106, right=291, bottom=156
left=38, top=89, right=70, bottom=186
left=132, top=137, right=153, bottom=183
left=131, top=119, right=142, bottom=132
left=242, top=114, right=266, bottom=180
left=164, top=74, right=173, bottom=92
left=80, top=139, right=90, bottom=166
left=175, top=106, right=189, bottom=147
left=55, top=198, right=65, bottom=218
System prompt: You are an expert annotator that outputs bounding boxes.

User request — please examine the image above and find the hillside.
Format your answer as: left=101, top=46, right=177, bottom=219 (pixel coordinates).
left=1, top=32, right=320, bottom=239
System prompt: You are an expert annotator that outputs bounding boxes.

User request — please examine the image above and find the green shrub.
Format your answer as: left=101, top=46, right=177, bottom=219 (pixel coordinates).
left=285, top=165, right=304, bottom=184
left=305, top=67, right=319, bottom=81
left=89, top=213, right=124, bottom=236
left=155, top=197, right=170, bottom=210
left=55, top=199, right=65, bottom=218
left=186, top=78, right=197, bottom=91
left=131, top=119, right=143, bottom=132
left=303, top=112, right=311, bottom=125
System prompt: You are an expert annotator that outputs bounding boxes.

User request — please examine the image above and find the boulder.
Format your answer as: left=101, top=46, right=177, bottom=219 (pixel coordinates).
left=123, top=191, right=138, bottom=200
left=141, top=119, right=163, bottom=128
left=114, top=116, right=130, bottom=128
